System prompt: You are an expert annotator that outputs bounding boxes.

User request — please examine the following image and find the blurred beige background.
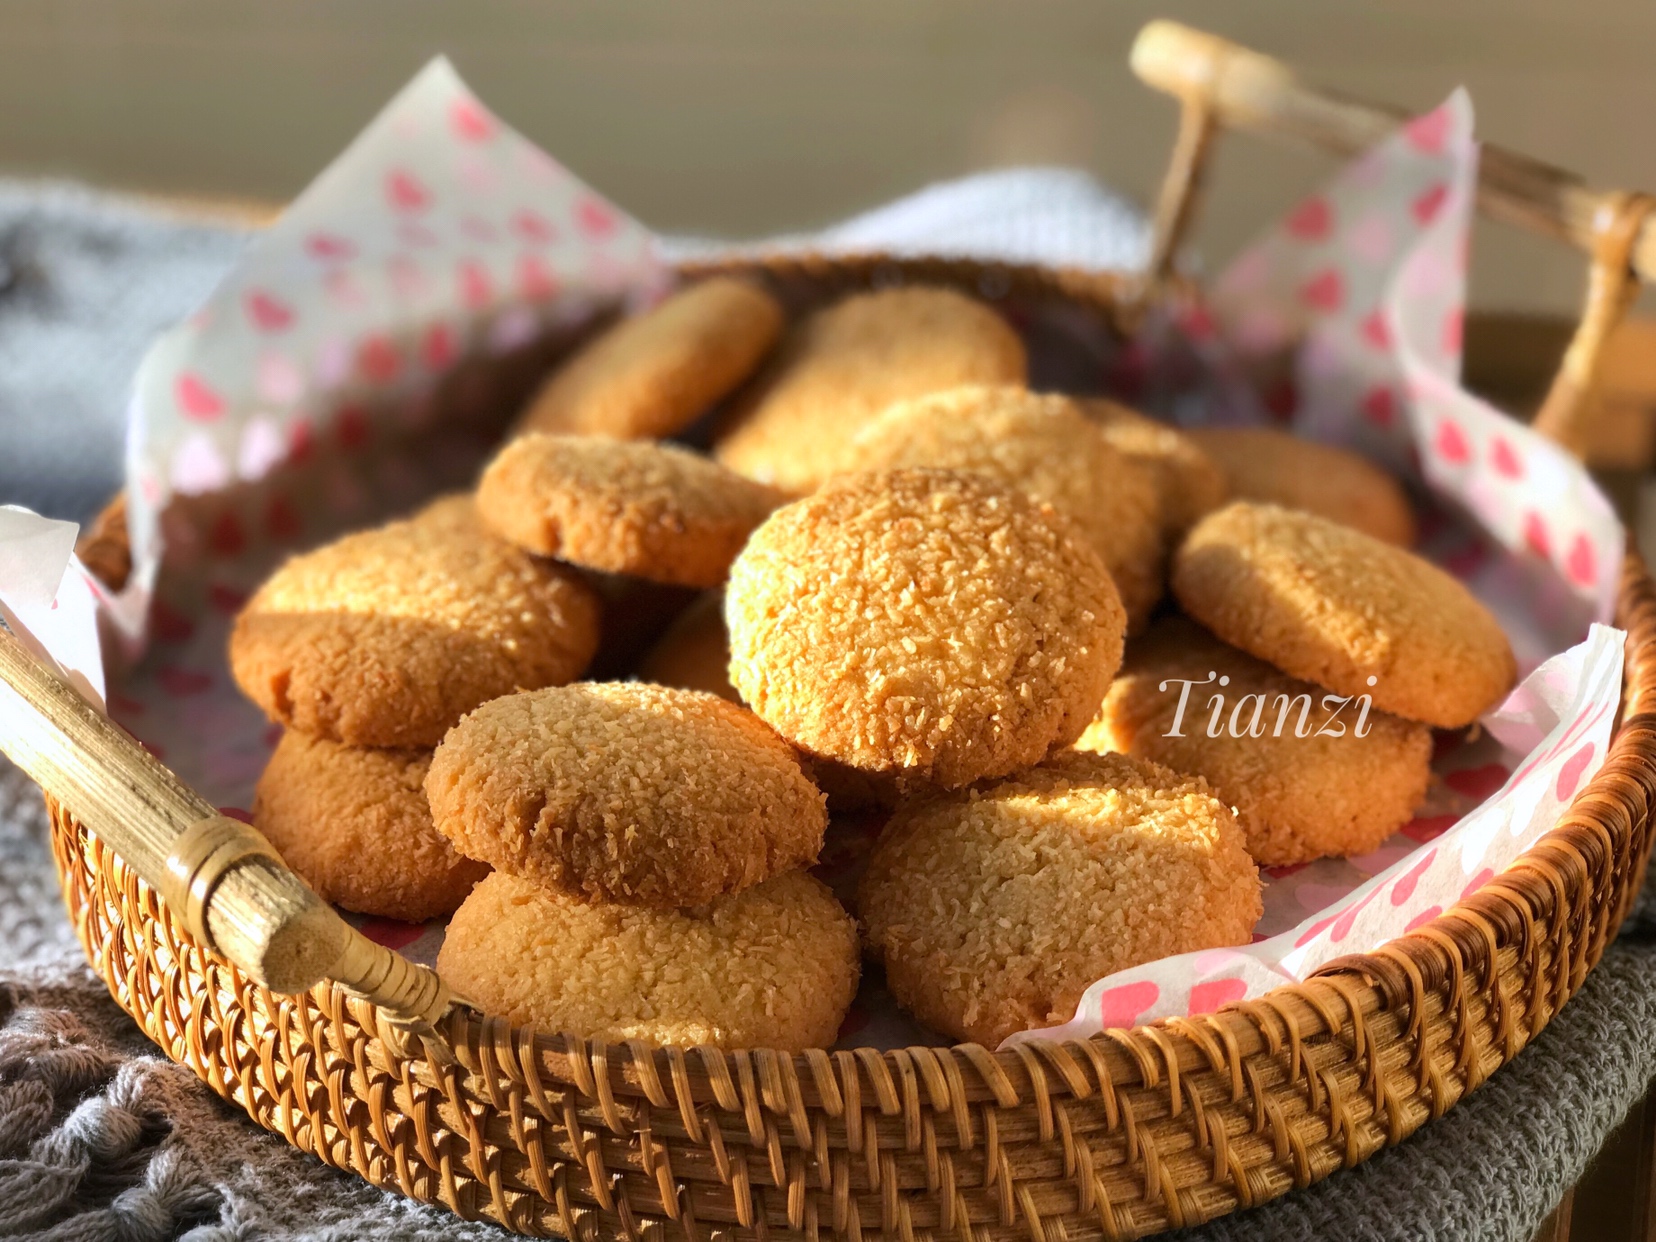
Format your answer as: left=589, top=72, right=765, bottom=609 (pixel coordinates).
left=5, top=1, right=1656, bottom=313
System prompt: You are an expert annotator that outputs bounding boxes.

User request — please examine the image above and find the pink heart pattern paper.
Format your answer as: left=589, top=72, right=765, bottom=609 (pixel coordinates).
left=123, top=57, right=668, bottom=603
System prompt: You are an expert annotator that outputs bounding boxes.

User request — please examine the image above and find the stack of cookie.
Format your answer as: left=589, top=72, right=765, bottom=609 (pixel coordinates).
left=227, top=276, right=872, bottom=1051
left=227, top=271, right=1518, bottom=1051
left=425, top=682, right=858, bottom=1051
left=232, top=495, right=602, bottom=922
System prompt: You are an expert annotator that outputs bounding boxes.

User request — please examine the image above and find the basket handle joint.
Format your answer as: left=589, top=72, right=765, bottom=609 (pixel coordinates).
left=161, top=814, right=283, bottom=949
left=1531, top=191, right=1656, bottom=455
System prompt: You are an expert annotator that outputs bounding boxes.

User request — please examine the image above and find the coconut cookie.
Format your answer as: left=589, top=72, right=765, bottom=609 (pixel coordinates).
left=438, top=869, right=858, bottom=1051
left=478, top=434, right=783, bottom=589
left=712, top=286, right=1027, bottom=494
left=727, top=469, right=1125, bottom=790
left=253, top=731, right=488, bottom=922
left=857, top=750, right=1261, bottom=1046
left=426, top=682, right=826, bottom=908
left=229, top=496, right=600, bottom=748
left=1172, top=502, right=1516, bottom=728
left=515, top=277, right=784, bottom=440
left=842, top=386, right=1165, bottom=629
left=1191, top=427, right=1417, bottom=547
left=1081, top=399, right=1229, bottom=540
left=1077, top=617, right=1433, bottom=866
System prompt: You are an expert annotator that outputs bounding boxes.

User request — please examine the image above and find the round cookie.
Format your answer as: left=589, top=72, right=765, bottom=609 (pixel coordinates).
left=726, top=468, right=1126, bottom=789
left=857, top=750, right=1261, bottom=1046
left=253, top=731, right=488, bottom=922
left=1191, top=426, right=1416, bottom=546
left=1172, top=501, right=1516, bottom=728
left=477, top=434, right=782, bottom=588
left=1081, top=399, right=1229, bottom=539
left=842, top=386, right=1165, bottom=628
left=713, top=286, right=1027, bottom=494
left=636, top=590, right=739, bottom=701
left=1077, top=616, right=1433, bottom=865
left=229, top=495, right=600, bottom=748
left=515, top=277, right=784, bottom=440
left=426, top=682, right=827, bottom=908
left=438, top=869, right=859, bottom=1051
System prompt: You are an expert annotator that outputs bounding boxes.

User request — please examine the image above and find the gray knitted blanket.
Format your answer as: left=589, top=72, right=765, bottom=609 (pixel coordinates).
left=1, top=177, right=1653, bottom=1242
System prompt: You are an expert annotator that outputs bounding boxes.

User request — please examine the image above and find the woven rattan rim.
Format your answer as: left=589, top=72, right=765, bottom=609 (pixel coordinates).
left=50, top=254, right=1656, bottom=1241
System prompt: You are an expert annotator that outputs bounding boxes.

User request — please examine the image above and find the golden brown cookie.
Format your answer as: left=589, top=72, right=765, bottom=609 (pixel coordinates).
left=1191, top=426, right=1416, bottom=546
left=1081, top=399, right=1229, bottom=539
left=843, top=386, right=1165, bottom=628
left=253, top=731, right=488, bottom=922
left=515, top=277, right=784, bottom=440
left=1172, top=502, right=1516, bottom=728
left=229, top=496, right=600, bottom=748
left=1076, top=617, right=1433, bottom=865
left=477, top=434, right=783, bottom=588
left=857, top=750, right=1260, bottom=1046
left=426, top=682, right=827, bottom=908
left=727, top=468, right=1125, bottom=789
left=712, top=286, right=1027, bottom=494
left=635, top=590, right=738, bottom=700
left=437, top=869, right=859, bottom=1051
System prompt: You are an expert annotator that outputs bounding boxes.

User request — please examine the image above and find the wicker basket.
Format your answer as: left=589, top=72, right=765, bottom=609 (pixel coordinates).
left=8, top=21, right=1656, bottom=1242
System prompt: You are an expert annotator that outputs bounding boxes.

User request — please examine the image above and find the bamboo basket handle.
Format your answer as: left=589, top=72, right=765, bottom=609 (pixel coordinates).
left=1130, top=19, right=1656, bottom=457
left=0, top=624, right=463, bottom=1062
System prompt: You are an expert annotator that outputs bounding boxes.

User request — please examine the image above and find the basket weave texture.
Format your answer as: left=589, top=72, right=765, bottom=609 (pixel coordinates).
left=50, top=257, right=1656, bottom=1242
